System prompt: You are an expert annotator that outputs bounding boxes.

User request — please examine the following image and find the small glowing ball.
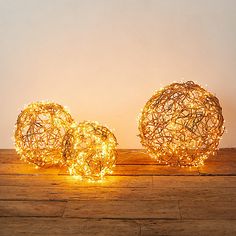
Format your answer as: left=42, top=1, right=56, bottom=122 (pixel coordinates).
left=14, top=101, right=74, bottom=167
left=62, top=121, right=117, bottom=181
left=139, top=81, right=224, bottom=166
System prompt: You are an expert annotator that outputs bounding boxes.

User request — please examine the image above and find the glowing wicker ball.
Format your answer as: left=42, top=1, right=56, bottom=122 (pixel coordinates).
left=139, top=81, right=224, bottom=166
left=14, top=101, right=74, bottom=167
left=63, top=121, right=117, bottom=181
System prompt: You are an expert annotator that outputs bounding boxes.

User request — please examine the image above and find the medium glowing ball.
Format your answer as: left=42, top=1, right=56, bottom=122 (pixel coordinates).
left=63, top=121, right=117, bottom=181
left=139, top=81, right=224, bottom=166
left=14, top=101, right=74, bottom=167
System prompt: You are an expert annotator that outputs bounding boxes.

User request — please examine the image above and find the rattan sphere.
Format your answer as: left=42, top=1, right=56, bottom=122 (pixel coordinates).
left=139, top=81, right=224, bottom=166
left=63, top=121, right=117, bottom=181
left=14, top=101, right=74, bottom=167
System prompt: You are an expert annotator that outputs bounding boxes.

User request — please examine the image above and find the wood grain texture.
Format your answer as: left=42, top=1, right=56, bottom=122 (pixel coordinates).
left=0, top=201, right=66, bottom=217
left=0, top=218, right=140, bottom=236
left=0, top=186, right=236, bottom=201
left=64, top=200, right=180, bottom=219
left=179, top=201, right=236, bottom=220
left=111, top=164, right=199, bottom=176
left=153, top=176, right=236, bottom=188
left=140, top=220, right=236, bottom=236
left=0, top=163, right=60, bottom=175
left=1, top=218, right=236, bottom=236
left=0, top=149, right=236, bottom=235
left=0, top=175, right=152, bottom=188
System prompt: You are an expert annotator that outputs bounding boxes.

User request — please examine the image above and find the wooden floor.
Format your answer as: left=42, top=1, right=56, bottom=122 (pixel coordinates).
left=0, top=149, right=236, bottom=235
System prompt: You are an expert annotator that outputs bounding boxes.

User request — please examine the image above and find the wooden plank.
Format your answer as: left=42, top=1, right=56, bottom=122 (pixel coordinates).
left=118, top=148, right=236, bottom=165
left=0, top=186, right=152, bottom=201
left=140, top=220, right=236, bottom=236
left=0, top=175, right=152, bottom=188
left=0, top=149, right=154, bottom=165
left=58, top=164, right=199, bottom=176
left=0, top=153, right=22, bottom=164
left=1, top=185, right=236, bottom=201
left=111, top=165, right=199, bottom=176
left=63, top=200, right=180, bottom=219
left=198, top=149, right=236, bottom=176
left=0, top=163, right=60, bottom=175
left=0, top=149, right=150, bottom=165
left=0, top=149, right=17, bottom=154
left=2, top=148, right=236, bottom=165
left=0, top=186, right=156, bottom=201
left=148, top=187, right=236, bottom=202
left=153, top=176, right=236, bottom=188
left=0, top=201, right=66, bottom=217
left=206, top=148, right=236, bottom=162
left=1, top=218, right=236, bottom=236
left=1, top=149, right=236, bottom=177
left=117, top=149, right=157, bottom=164
left=0, top=217, right=140, bottom=236
left=199, top=161, right=236, bottom=175
left=179, top=201, right=236, bottom=220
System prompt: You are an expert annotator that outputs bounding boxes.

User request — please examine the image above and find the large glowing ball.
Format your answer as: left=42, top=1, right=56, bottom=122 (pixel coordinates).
left=139, top=81, right=224, bottom=166
left=63, top=121, right=117, bottom=181
left=14, top=101, right=74, bottom=167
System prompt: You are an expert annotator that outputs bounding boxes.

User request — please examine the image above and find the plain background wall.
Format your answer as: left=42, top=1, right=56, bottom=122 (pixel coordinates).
left=0, top=0, right=236, bottom=148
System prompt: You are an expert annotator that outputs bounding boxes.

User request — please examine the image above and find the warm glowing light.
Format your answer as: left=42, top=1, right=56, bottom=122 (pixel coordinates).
left=63, top=121, right=118, bottom=181
left=139, top=81, right=224, bottom=166
left=14, top=101, right=74, bottom=167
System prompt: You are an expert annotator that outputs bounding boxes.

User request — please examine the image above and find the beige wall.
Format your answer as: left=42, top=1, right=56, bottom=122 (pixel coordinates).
left=0, top=0, right=236, bottom=148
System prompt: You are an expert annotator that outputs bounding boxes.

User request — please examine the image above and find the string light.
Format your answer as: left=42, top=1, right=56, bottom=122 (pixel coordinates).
left=14, top=101, right=74, bottom=167
left=139, top=81, right=224, bottom=166
left=63, top=121, right=118, bottom=181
